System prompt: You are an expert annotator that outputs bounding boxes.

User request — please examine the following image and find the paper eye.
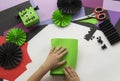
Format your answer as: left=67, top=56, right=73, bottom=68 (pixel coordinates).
left=25, top=14, right=29, bottom=17
left=29, top=11, right=33, bottom=15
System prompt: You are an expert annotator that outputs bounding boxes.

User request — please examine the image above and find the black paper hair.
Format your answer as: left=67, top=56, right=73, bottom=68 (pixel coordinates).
left=0, top=42, right=22, bottom=69
left=57, top=0, right=82, bottom=15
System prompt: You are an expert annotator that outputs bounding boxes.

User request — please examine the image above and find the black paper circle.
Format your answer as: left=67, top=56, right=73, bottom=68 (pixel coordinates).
left=0, top=42, right=22, bottom=69
left=57, top=0, right=82, bottom=15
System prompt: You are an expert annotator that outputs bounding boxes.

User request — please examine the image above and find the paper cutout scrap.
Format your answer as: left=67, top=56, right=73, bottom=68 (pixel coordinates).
left=6, top=28, right=27, bottom=46
left=0, top=42, right=22, bottom=69
left=57, top=0, right=82, bottom=15
left=79, top=18, right=99, bottom=25
left=0, top=36, right=32, bottom=81
left=52, top=10, right=72, bottom=27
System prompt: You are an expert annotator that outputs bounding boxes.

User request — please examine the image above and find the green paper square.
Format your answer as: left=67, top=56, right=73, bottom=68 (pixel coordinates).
left=50, top=38, right=78, bottom=75
left=18, top=6, right=39, bottom=28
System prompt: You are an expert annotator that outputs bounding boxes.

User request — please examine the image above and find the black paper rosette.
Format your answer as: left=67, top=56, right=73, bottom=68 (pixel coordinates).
left=0, top=42, right=22, bottom=69
left=57, top=0, right=82, bottom=15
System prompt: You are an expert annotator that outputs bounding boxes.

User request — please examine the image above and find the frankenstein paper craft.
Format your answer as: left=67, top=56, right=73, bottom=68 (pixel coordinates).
left=18, top=6, right=40, bottom=28
left=0, top=42, right=22, bottom=69
left=50, top=38, right=78, bottom=75
left=57, top=0, right=82, bottom=14
left=6, top=28, right=26, bottom=46
left=0, top=1, right=32, bottom=36
left=52, top=10, right=72, bottom=27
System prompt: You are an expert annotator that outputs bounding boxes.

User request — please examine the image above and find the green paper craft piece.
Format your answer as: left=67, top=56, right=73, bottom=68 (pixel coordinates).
left=50, top=38, right=78, bottom=75
left=18, top=6, right=39, bottom=28
left=79, top=18, right=99, bottom=25
left=6, top=28, right=26, bottom=46
left=52, top=10, right=72, bottom=27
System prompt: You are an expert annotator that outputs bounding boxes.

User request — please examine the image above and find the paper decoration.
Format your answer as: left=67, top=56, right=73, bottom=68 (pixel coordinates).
left=57, top=0, right=82, bottom=14
left=50, top=38, right=78, bottom=75
left=0, top=36, right=32, bottom=81
left=0, top=42, right=22, bottom=69
left=79, top=18, right=99, bottom=25
left=6, top=28, right=26, bottom=46
left=52, top=10, right=72, bottom=27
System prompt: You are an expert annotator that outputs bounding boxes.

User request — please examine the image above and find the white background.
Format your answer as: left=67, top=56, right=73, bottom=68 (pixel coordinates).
left=15, top=23, right=120, bottom=81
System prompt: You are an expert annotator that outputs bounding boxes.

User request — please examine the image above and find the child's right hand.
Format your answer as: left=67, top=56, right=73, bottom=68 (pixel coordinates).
left=43, top=46, right=68, bottom=70
left=64, top=66, right=80, bottom=81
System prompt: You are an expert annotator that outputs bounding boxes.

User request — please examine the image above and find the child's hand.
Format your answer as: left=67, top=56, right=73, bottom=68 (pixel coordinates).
left=43, top=46, right=68, bottom=70
left=64, top=66, right=80, bottom=81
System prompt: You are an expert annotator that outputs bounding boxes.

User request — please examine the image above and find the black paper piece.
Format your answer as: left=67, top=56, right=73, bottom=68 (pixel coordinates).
left=72, top=21, right=97, bottom=41
left=99, top=19, right=120, bottom=45
left=0, top=42, right=22, bottom=69
left=115, top=18, right=120, bottom=35
left=0, top=1, right=32, bottom=35
left=57, top=0, right=82, bottom=15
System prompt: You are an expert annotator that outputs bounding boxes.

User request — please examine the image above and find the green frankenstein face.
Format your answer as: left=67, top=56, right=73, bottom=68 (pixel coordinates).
left=19, top=7, right=39, bottom=27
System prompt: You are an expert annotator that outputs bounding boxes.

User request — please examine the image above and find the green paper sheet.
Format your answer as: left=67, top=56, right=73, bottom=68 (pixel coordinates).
left=50, top=38, right=78, bottom=75
left=79, top=18, right=98, bottom=25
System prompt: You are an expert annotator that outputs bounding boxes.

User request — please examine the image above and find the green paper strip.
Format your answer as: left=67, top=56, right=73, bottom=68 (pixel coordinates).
left=50, top=38, right=78, bottom=75
left=79, top=18, right=98, bottom=25
left=52, top=10, right=72, bottom=27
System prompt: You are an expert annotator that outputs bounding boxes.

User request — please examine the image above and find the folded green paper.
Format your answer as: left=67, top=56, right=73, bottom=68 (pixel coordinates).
left=50, top=38, right=78, bottom=75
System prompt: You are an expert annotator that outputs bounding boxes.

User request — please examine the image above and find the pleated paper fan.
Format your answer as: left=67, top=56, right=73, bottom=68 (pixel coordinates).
left=6, top=28, right=26, bottom=46
left=0, top=42, right=22, bottom=69
left=57, top=0, right=82, bottom=15
left=52, top=10, right=72, bottom=27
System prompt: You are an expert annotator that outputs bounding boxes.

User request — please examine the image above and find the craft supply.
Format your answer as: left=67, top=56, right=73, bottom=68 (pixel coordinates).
left=101, top=44, right=107, bottom=50
left=99, top=19, right=120, bottom=45
left=52, top=10, right=72, bottom=27
left=50, top=38, right=78, bottom=75
left=0, top=42, right=22, bottom=69
left=0, top=36, right=31, bottom=81
left=73, top=7, right=106, bottom=21
left=97, top=36, right=103, bottom=44
left=6, top=28, right=26, bottom=46
left=57, top=0, right=82, bottom=15
left=18, top=6, right=40, bottom=28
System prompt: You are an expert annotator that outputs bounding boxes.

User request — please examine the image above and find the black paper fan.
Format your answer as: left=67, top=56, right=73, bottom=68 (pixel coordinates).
left=57, top=0, right=82, bottom=15
left=0, top=42, right=22, bottom=69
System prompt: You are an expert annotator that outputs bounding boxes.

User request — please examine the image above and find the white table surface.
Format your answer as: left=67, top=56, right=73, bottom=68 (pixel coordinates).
left=15, top=23, right=120, bottom=81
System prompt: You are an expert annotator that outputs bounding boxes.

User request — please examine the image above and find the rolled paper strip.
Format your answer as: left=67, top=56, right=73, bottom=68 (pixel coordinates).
left=57, top=0, right=82, bottom=15
left=0, top=42, right=22, bottom=69
left=52, top=10, right=72, bottom=27
left=6, top=28, right=26, bottom=46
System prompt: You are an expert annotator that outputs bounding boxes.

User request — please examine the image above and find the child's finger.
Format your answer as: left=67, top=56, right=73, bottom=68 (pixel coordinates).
left=65, top=66, right=74, bottom=77
left=53, top=46, right=62, bottom=53
left=70, top=66, right=77, bottom=77
left=56, top=48, right=66, bottom=55
left=63, top=68, right=71, bottom=79
left=58, top=60, right=66, bottom=66
left=58, top=50, right=68, bottom=58
left=49, top=47, right=55, bottom=54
